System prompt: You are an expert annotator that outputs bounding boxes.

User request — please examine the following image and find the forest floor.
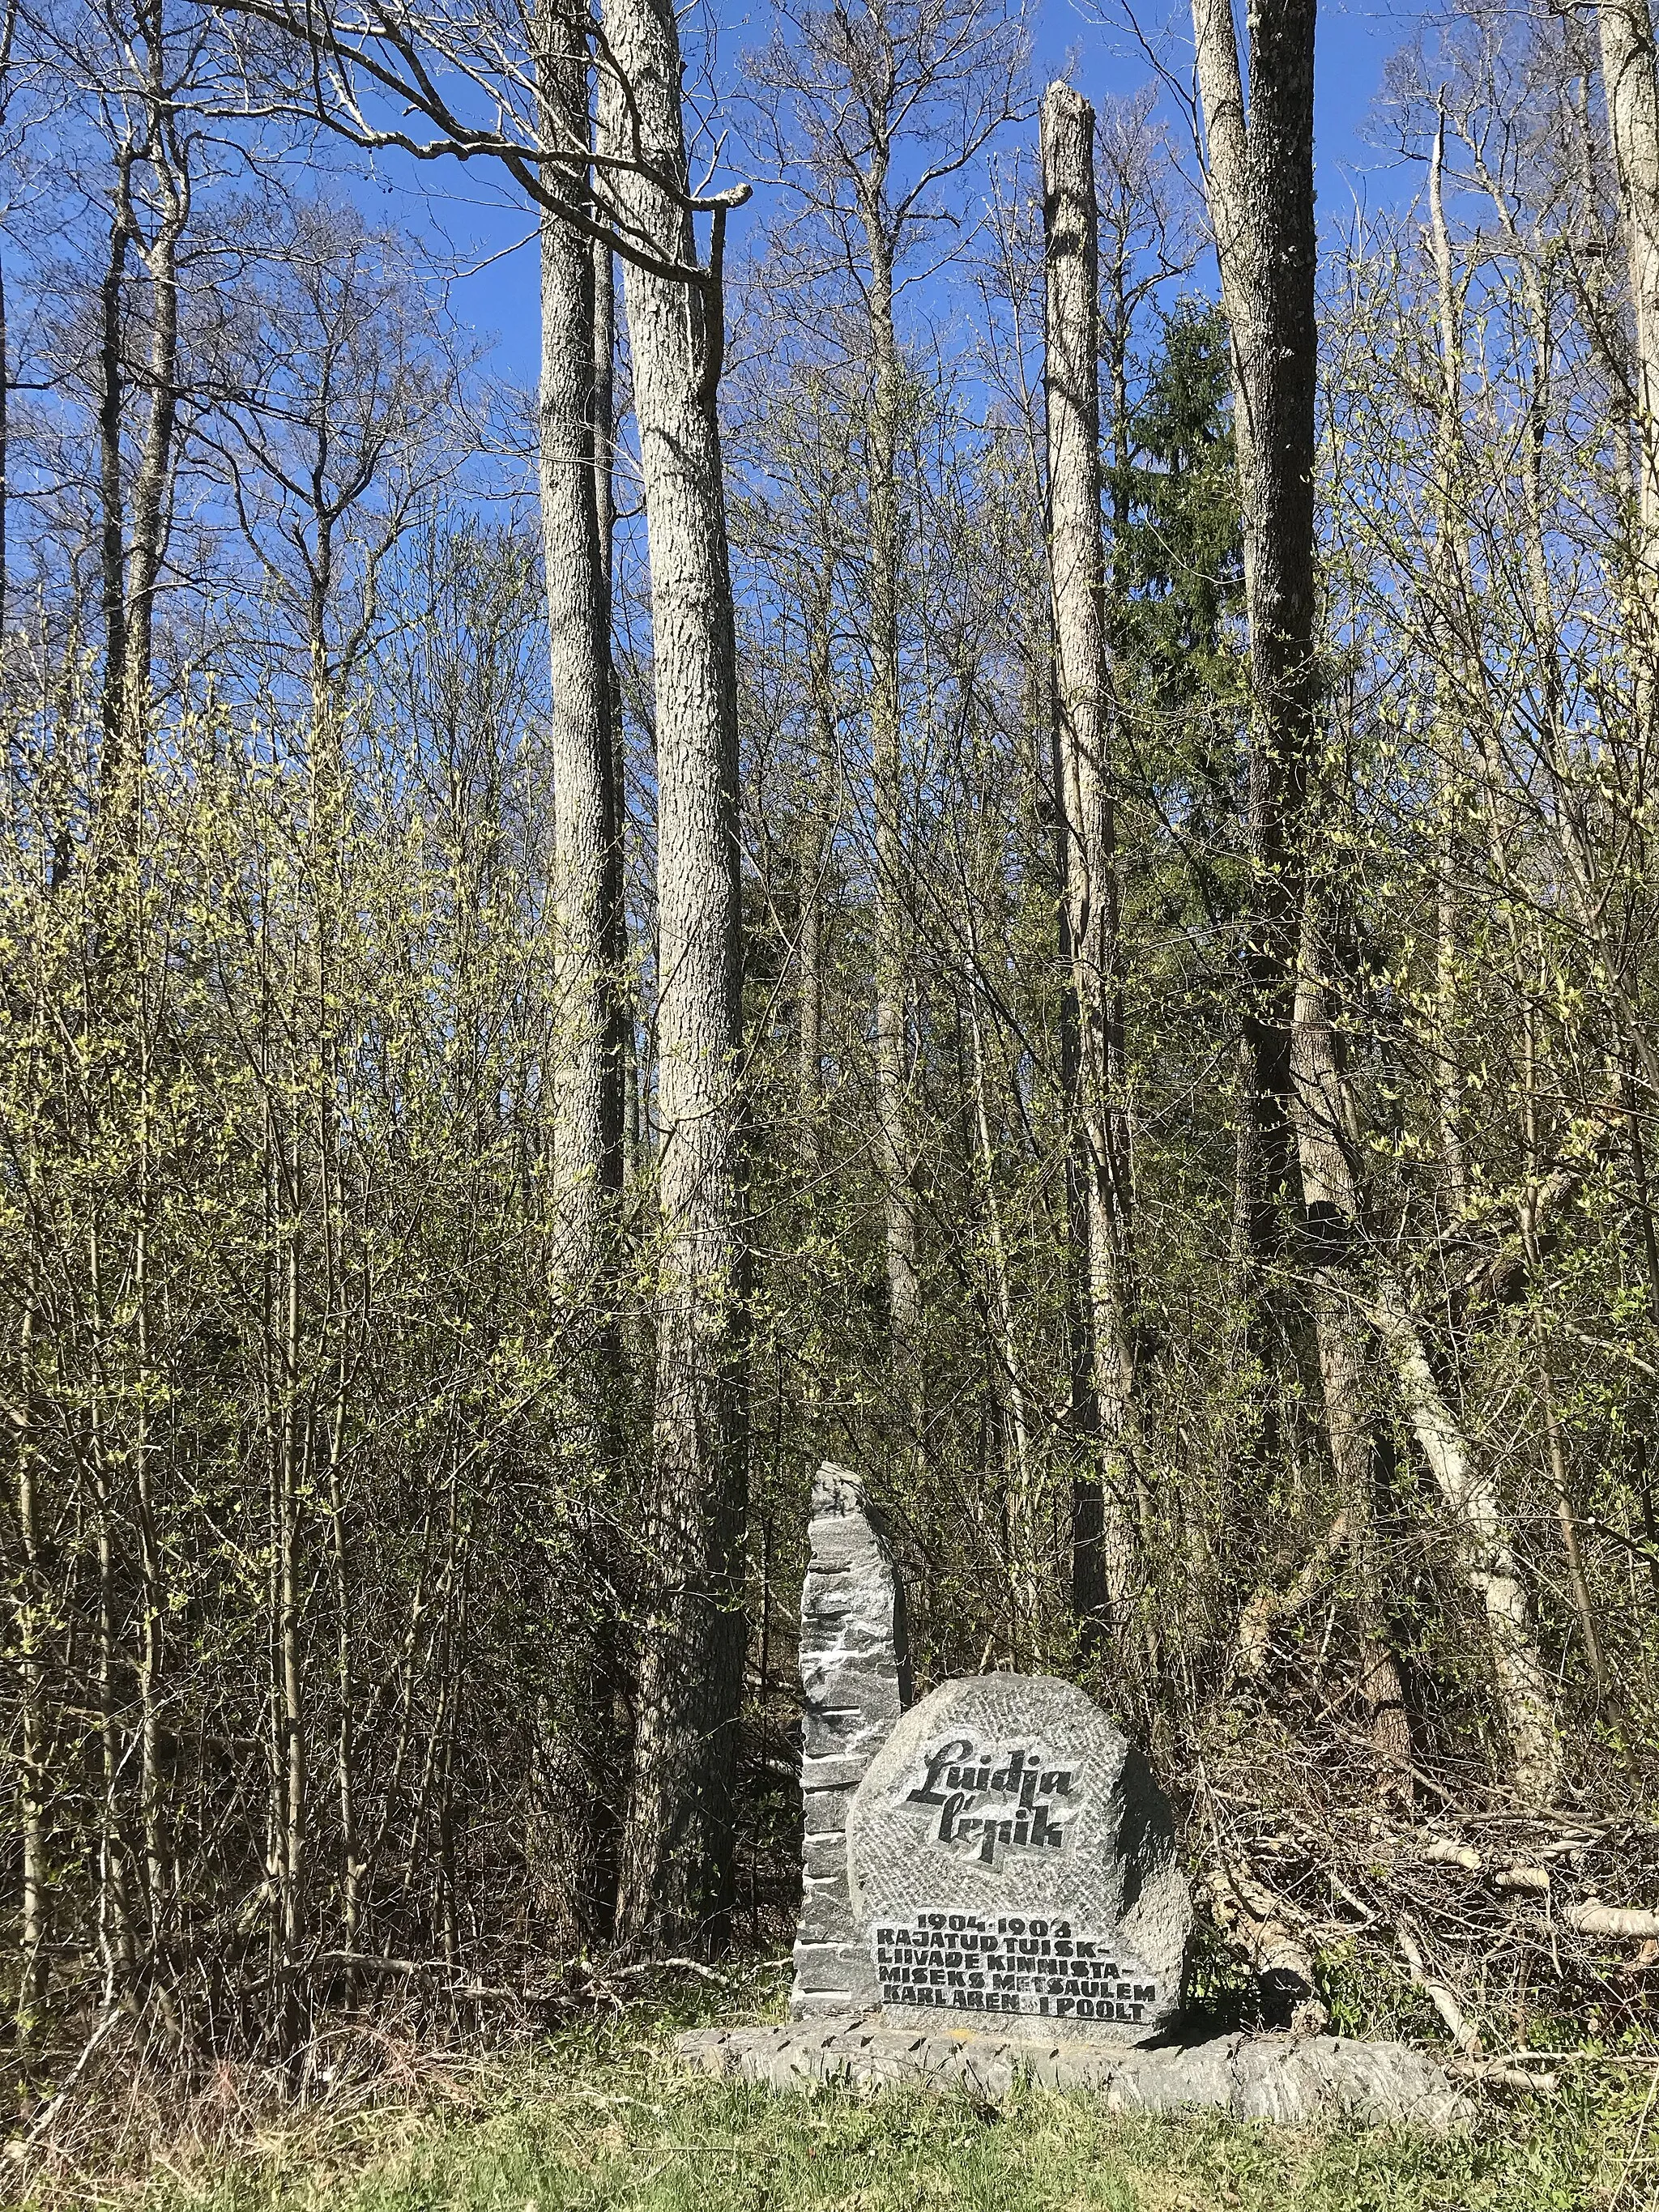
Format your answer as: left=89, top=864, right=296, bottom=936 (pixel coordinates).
left=13, top=1966, right=1654, bottom=2212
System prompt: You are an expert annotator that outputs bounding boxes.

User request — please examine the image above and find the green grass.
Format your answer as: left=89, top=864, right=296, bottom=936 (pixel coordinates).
left=146, top=2080, right=1644, bottom=2212
left=17, top=1985, right=1655, bottom=2212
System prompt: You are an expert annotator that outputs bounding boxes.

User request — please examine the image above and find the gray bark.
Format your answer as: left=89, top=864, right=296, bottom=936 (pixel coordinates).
left=531, top=0, right=627, bottom=1947
left=1040, top=82, right=1137, bottom=1637
left=1598, top=0, right=1659, bottom=561
left=604, top=0, right=748, bottom=1950
left=539, top=2, right=623, bottom=1299
left=1294, top=904, right=1559, bottom=1803
left=860, top=179, right=920, bottom=1345
left=1190, top=0, right=1318, bottom=1262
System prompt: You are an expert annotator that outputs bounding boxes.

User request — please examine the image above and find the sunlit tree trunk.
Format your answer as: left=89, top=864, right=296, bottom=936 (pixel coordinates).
left=1040, top=81, right=1138, bottom=1643
left=1598, top=0, right=1659, bottom=569
left=1191, top=0, right=1316, bottom=1269
left=124, top=100, right=185, bottom=725
left=606, top=0, right=748, bottom=1951
left=859, top=169, right=920, bottom=1348
left=531, top=0, right=627, bottom=1947
left=1427, top=116, right=1469, bottom=1217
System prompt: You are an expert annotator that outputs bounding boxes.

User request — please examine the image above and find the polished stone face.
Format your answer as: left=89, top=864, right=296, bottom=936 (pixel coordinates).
left=844, top=1673, right=1192, bottom=2043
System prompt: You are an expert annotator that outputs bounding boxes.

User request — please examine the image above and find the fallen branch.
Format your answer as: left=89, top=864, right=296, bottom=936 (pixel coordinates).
left=1397, top=1920, right=1482, bottom=2060
left=1232, top=1511, right=1350, bottom=1681
left=1205, top=1865, right=1330, bottom=2031
left=1450, top=2057, right=1562, bottom=2094
left=588, top=1958, right=731, bottom=1983
left=1492, top=1865, right=1551, bottom=1894
left=1563, top=1902, right=1659, bottom=1939
left=1421, top=1839, right=1482, bottom=1871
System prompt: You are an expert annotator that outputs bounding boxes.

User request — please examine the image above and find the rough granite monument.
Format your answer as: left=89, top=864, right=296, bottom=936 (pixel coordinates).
left=791, top=1462, right=911, bottom=2018
left=685, top=1462, right=1469, bottom=2131
left=790, top=1462, right=1188, bottom=2039
left=847, top=1673, right=1190, bottom=2040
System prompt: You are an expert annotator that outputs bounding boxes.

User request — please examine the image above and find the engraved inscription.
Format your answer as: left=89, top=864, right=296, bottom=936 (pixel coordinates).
left=901, top=1737, right=1074, bottom=1866
left=872, top=1908, right=1161, bottom=2025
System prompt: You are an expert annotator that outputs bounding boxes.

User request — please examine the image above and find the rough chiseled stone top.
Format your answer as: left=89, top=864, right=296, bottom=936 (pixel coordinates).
left=845, top=1673, right=1192, bottom=2043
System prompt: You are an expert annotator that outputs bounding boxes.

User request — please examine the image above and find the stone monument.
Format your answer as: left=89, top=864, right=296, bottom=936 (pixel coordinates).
left=680, top=1460, right=1469, bottom=2132
left=789, top=1462, right=911, bottom=2017
left=846, top=1673, right=1190, bottom=2040
left=788, top=1460, right=1188, bottom=2039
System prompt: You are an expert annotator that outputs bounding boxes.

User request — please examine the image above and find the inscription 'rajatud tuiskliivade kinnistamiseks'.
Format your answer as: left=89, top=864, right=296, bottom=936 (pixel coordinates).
left=872, top=1909, right=1162, bottom=2026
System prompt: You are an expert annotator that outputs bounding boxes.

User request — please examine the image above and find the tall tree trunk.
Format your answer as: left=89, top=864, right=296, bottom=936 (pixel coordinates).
left=800, top=556, right=833, bottom=1149
left=1040, top=82, right=1138, bottom=1643
left=1427, top=115, right=1469, bottom=1216
left=532, top=0, right=626, bottom=1947
left=125, top=118, right=185, bottom=726
left=1598, top=0, right=1659, bottom=571
left=98, top=153, right=133, bottom=804
left=1193, top=0, right=1431, bottom=1787
left=1191, top=0, right=1317, bottom=1268
left=859, top=172, right=920, bottom=1348
left=606, top=0, right=748, bottom=1951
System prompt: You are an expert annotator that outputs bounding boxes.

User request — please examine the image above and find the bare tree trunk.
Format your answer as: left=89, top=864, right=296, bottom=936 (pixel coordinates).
left=606, top=0, right=748, bottom=1952
left=1191, top=0, right=1317, bottom=1268
left=125, top=107, right=186, bottom=723
left=860, top=174, right=919, bottom=1347
left=1599, top=0, right=1659, bottom=569
left=540, top=11, right=622, bottom=1302
left=531, top=0, right=627, bottom=1949
left=800, top=560, right=832, bottom=1148
left=1040, top=82, right=1138, bottom=1643
left=1427, top=115, right=1469, bottom=1216
left=97, top=154, right=133, bottom=803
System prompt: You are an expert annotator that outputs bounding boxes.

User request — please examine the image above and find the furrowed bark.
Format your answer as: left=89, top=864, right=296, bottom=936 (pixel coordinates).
left=533, top=0, right=628, bottom=1948
left=1598, top=0, right=1659, bottom=570
left=1041, top=81, right=1138, bottom=1644
left=1192, top=0, right=1317, bottom=1266
left=860, top=170, right=920, bottom=1349
left=606, top=0, right=748, bottom=1952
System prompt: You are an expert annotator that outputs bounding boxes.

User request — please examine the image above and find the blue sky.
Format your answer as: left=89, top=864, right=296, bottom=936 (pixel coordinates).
left=424, top=0, right=1427, bottom=393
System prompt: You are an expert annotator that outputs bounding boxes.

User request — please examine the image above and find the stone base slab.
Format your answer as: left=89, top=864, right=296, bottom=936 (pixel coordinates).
left=674, top=2016, right=1471, bottom=2133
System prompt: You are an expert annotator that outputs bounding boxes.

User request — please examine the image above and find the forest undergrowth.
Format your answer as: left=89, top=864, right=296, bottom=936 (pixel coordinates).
left=13, top=0, right=1659, bottom=2189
